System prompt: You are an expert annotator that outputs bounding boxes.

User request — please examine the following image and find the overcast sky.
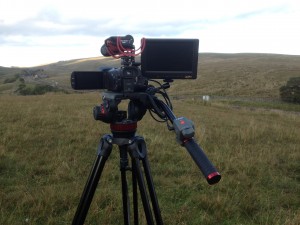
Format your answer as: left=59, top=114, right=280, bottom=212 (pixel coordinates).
left=1, top=0, right=299, bottom=67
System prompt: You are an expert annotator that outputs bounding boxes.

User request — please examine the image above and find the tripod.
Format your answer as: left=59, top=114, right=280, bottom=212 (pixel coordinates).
left=72, top=121, right=163, bottom=225
left=71, top=90, right=221, bottom=225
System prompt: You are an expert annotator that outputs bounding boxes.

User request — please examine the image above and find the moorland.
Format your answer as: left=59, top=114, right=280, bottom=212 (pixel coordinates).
left=0, top=53, right=299, bottom=224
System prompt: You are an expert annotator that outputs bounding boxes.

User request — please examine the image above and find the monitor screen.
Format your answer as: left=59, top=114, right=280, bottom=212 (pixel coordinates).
left=141, top=38, right=199, bottom=79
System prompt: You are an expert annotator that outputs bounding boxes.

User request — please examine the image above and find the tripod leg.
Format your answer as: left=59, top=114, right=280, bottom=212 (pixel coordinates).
left=132, top=162, right=139, bottom=225
left=119, top=146, right=131, bottom=225
left=142, top=154, right=164, bottom=225
left=128, top=137, right=164, bottom=225
left=72, top=135, right=113, bottom=225
left=131, top=154, right=155, bottom=225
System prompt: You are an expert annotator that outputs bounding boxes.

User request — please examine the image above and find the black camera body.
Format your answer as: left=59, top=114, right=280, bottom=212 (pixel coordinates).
left=105, top=66, right=148, bottom=92
left=71, top=35, right=199, bottom=93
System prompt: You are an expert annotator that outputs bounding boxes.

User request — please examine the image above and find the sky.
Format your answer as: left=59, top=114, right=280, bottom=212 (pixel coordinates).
left=0, top=0, right=299, bottom=67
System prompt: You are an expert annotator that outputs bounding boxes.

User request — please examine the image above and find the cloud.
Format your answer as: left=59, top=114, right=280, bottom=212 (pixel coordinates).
left=1, top=0, right=299, bottom=66
left=1, top=0, right=291, bottom=39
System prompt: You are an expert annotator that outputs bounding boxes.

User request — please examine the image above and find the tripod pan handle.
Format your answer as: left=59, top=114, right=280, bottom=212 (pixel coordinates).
left=183, top=138, right=221, bottom=185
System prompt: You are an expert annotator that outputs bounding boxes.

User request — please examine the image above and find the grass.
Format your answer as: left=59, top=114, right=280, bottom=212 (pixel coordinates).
left=0, top=93, right=299, bottom=224
left=214, top=98, right=300, bottom=112
left=169, top=53, right=300, bottom=99
left=1, top=53, right=299, bottom=224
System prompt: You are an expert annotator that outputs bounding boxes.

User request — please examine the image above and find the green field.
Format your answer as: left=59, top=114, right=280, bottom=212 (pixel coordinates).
left=0, top=92, right=299, bottom=224
left=1, top=53, right=300, bottom=224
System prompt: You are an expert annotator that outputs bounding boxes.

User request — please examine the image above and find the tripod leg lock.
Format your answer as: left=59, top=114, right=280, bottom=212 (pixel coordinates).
left=127, top=136, right=147, bottom=159
left=97, top=134, right=113, bottom=158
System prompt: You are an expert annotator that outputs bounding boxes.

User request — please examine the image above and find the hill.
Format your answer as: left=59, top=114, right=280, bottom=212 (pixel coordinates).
left=171, top=53, right=300, bottom=99
left=1, top=53, right=300, bottom=99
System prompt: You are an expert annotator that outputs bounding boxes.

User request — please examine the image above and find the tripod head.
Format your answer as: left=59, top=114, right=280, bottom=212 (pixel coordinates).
left=92, top=80, right=171, bottom=124
left=92, top=80, right=221, bottom=185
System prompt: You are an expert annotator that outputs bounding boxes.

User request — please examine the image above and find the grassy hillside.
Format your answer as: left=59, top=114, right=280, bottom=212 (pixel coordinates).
left=0, top=93, right=299, bottom=224
left=1, top=53, right=300, bottom=99
left=170, top=53, right=300, bottom=99
left=1, top=54, right=299, bottom=224
left=0, top=66, right=23, bottom=94
left=0, top=57, right=118, bottom=94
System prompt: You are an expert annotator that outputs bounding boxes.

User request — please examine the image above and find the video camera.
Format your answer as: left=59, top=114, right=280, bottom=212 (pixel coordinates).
left=70, top=35, right=221, bottom=225
left=70, top=35, right=199, bottom=92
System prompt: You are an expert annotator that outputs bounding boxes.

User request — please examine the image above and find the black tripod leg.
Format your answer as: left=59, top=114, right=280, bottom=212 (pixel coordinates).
left=142, top=155, right=164, bottom=225
left=129, top=137, right=164, bottom=225
left=72, top=135, right=113, bottom=225
left=131, top=154, right=155, bottom=225
left=119, top=146, right=131, bottom=225
left=132, top=162, right=139, bottom=225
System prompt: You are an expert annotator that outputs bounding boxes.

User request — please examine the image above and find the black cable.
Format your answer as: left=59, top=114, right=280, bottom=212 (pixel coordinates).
left=146, top=80, right=173, bottom=123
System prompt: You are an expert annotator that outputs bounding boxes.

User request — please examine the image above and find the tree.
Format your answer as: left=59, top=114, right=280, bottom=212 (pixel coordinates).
left=280, top=77, right=300, bottom=103
left=16, top=83, right=58, bottom=95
